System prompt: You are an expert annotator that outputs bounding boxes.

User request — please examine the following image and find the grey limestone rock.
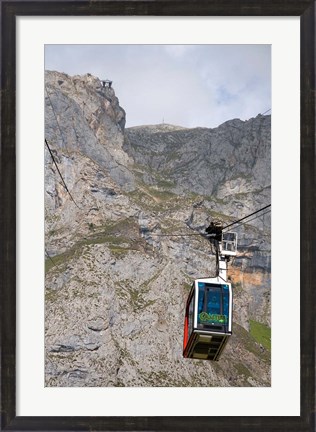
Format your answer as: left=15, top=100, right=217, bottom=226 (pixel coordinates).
left=45, top=71, right=271, bottom=388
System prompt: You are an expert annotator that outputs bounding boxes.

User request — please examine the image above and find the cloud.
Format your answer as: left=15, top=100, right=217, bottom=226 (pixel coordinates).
left=45, top=44, right=271, bottom=128
left=164, top=45, right=195, bottom=58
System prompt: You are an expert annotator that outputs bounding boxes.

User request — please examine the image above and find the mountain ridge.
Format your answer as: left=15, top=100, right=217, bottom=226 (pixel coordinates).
left=45, top=70, right=271, bottom=387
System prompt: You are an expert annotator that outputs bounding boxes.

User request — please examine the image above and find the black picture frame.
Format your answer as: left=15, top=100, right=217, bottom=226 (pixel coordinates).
left=1, top=1, right=315, bottom=431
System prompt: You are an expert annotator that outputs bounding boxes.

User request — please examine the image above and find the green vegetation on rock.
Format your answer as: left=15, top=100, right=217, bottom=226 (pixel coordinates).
left=249, top=319, right=271, bottom=351
left=234, top=323, right=270, bottom=362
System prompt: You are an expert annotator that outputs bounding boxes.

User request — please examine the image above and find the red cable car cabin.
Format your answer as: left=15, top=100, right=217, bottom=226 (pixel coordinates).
left=183, top=278, right=232, bottom=361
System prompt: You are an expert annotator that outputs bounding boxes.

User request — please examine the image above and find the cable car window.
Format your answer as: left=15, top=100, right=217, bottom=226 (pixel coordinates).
left=207, top=289, right=221, bottom=315
left=222, top=285, right=229, bottom=320
left=188, top=292, right=195, bottom=340
left=198, top=283, right=205, bottom=314
left=198, top=284, right=229, bottom=326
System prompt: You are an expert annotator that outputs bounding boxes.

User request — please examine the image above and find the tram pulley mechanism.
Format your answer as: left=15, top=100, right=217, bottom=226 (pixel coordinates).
left=204, top=221, right=237, bottom=279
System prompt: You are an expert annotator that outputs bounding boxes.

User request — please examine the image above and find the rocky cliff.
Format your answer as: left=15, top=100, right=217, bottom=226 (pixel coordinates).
left=45, top=71, right=271, bottom=387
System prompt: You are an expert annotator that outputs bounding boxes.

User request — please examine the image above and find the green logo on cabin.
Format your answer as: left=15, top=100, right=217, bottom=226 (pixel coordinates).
left=199, top=312, right=227, bottom=324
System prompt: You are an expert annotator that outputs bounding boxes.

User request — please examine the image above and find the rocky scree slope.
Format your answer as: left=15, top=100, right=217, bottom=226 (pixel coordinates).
left=45, top=71, right=271, bottom=387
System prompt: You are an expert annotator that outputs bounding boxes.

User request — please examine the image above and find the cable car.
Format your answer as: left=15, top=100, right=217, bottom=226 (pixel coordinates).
left=183, top=278, right=232, bottom=361
left=183, top=228, right=237, bottom=361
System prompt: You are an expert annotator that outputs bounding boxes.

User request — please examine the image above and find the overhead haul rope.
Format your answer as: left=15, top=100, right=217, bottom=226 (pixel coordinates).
left=45, top=84, right=70, bottom=156
left=261, top=108, right=271, bottom=115
left=45, top=138, right=81, bottom=209
left=45, top=248, right=55, bottom=267
left=223, top=209, right=271, bottom=232
left=148, top=204, right=271, bottom=238
left=151, top=232, right=206, bottom=238
left=222, top=204, right=271, bottom=231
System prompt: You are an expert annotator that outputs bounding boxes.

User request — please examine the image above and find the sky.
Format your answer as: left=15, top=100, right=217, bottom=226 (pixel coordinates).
left=45, top=44, right=271, bottom=129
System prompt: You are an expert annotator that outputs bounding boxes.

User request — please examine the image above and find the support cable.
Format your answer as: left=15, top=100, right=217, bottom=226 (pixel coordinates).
left=261, top=108, right=271, bottom=115
left=151, top=232, right=206, bottom=238
left=222, top=204, right=271, bottom=231
left=150, top=204, right=271, bottom=238
left=45, top=139, right=81, bottom=209
left=45, top=248, right=55, bottom=267
left=138, top=203, right=270, bottom=280
left=45, top=84, right=70, bottom=155
left=224, top=209, right=271, bottom=232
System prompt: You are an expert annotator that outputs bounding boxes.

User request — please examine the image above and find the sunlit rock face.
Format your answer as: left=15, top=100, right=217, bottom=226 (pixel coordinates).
left=45, top=71, right=271, bottom=388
